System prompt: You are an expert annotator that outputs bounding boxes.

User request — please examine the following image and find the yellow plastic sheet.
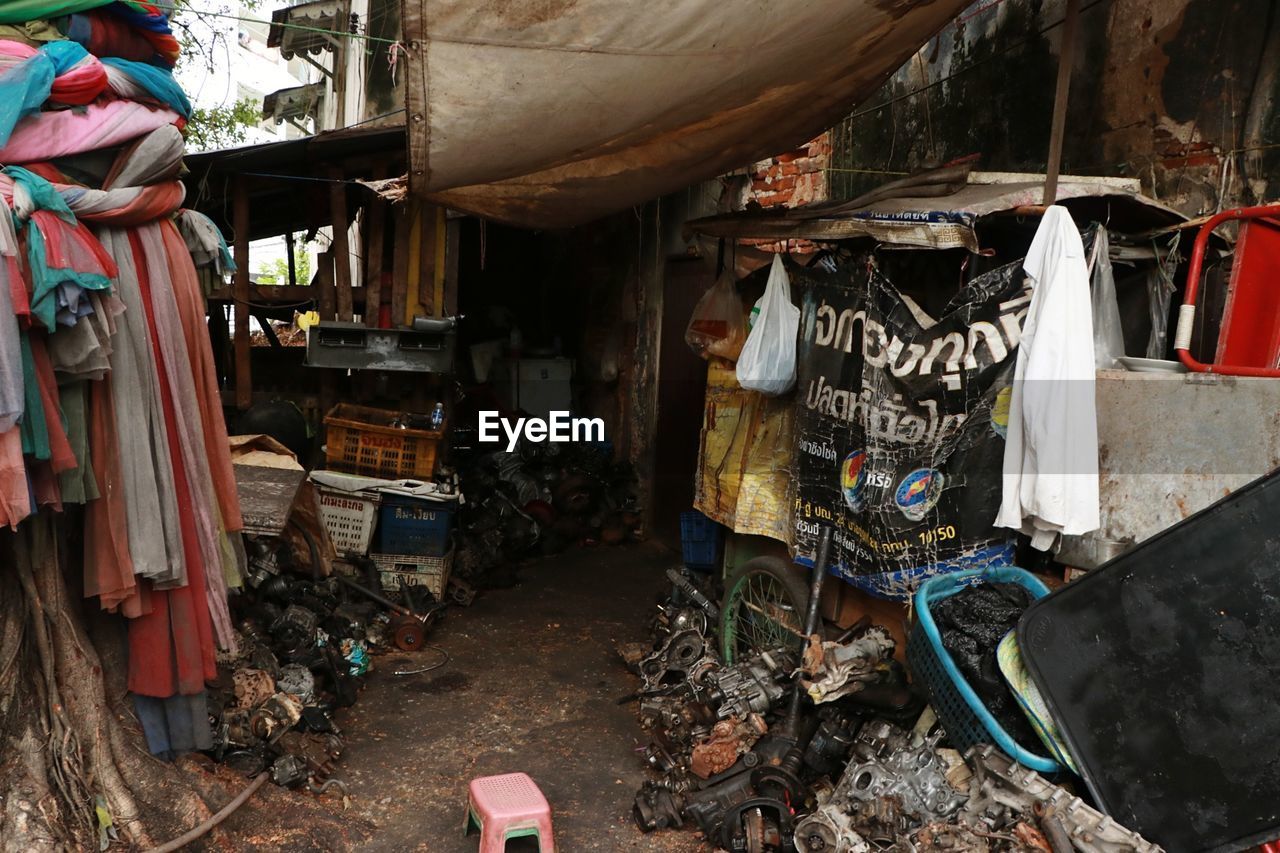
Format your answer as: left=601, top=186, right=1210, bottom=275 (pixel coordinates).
left=694, top=359, right=792, bottom=543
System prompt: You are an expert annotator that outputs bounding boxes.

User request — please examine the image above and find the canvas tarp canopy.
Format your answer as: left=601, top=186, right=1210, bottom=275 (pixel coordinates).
left=399, top=0, right=972, bottom=229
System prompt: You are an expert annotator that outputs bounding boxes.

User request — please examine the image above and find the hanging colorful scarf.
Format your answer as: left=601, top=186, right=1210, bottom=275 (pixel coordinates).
left=6, top=167, right=118, bottom=332
left=0, top=196, right=22, bottom=433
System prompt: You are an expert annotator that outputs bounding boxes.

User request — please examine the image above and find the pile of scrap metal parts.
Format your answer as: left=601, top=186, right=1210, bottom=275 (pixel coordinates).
left=206, top=535, right=445, bottom=793
left=627, top=571, right=920, bottom=851
left=450, top=437, right=642, bottom=583
left=626, top=572, right=1163, bottom=853
left=794, top=740, right=1164, bottom=852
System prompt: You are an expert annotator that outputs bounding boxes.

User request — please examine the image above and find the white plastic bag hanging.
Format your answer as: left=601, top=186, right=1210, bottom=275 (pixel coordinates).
left=736, top=254, right=800, bottom=395
left=1089, top=226, right=1125, bottom=369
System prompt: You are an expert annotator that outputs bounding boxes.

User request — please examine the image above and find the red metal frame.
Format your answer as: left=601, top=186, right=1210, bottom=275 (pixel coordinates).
left=1176, top=203, right=1280, bottom=376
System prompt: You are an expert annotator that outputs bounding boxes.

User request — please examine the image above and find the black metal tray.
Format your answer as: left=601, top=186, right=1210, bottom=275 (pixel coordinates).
left=1018, top=469, right=1280, bottom=853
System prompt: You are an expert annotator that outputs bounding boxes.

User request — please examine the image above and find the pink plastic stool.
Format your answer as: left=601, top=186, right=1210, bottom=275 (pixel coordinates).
left=464, top=772, right=556, bottom=852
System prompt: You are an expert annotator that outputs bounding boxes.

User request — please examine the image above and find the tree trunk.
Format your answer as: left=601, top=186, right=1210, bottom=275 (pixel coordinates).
left=0, top=515, right=372, bottom=851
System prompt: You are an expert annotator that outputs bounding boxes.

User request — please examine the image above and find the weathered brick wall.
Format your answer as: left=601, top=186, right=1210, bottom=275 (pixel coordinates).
left=743, top=134, right=832, bottom=209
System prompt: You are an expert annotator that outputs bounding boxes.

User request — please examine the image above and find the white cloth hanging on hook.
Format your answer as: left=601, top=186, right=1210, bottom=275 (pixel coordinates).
left=995, top=206, right=1100, bottom=550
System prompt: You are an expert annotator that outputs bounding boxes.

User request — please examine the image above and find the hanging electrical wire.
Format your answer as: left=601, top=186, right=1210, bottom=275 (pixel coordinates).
left=156, top=1, right=401, bottom=46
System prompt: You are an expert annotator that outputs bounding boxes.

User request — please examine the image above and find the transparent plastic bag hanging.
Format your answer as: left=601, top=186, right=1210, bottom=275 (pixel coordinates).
left=685, top=271, right=747, bottom=361
left=736, top=254, right=800, bottom=395
left=1089, top=226, right=1125, bottom=369
left=1146, top=233, right=1180, bottom=359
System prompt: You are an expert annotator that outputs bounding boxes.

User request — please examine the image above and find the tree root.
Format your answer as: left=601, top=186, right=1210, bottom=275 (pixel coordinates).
left=1, top=517, right=377, bottom=850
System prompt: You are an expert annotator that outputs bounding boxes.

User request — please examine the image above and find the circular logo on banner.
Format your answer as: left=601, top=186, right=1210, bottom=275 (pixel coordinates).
left=840, top=450, right=869, bottom=512
left=991, top=385, right=1012, bottom=439
left=895, top=468, right=944, bottom=521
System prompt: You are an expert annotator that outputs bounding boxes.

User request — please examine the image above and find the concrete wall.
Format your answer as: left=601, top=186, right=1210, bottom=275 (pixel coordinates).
left=827, top=0, right=1280, bottom=216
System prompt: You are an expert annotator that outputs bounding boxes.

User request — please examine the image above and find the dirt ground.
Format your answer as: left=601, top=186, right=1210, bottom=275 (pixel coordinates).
left=327, top=542, right=711, bottom=852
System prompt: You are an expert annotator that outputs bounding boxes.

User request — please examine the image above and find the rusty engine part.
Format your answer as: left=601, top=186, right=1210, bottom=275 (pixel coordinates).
left=637, top=605, right=718, bottom=694
left=232, top=668, right=276, bottom=709
left=277, top=664, right=317, bottom=704
left=839, top=720, right=968, bottom=820
left=390, top=613, right=428, bottom=651
left=271, top=604, right=320, bottom=656
left=665, top=567, right=720, bottom=621
left=792, top=720, right=967, bottom=853
left=690, top=714, right=769, bottom=779
left=800, top=627, right=897, bottom=704
left=801, top=712, right=860, bottom=778
left=793, top=806, right=871, bottom=853
left=270, top=753, right=310, bottom=788
left=961, top=745, right=1164, bottom=853
left=709, top=648, right=795, bottom=720
left=914, top=821, right=993, bottom=852
left=447, top=575, right=478, bottom=606
left=249, top=693, right=304, bottom=744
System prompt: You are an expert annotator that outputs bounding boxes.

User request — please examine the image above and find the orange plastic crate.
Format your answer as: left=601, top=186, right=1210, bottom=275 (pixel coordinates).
left=323, top=404, right=443, bottom=479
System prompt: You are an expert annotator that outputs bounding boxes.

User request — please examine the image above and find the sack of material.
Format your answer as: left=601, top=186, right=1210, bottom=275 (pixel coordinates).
left=737, top=255, right=800, bottom=395
left=685, top=272, right=746, bottom=362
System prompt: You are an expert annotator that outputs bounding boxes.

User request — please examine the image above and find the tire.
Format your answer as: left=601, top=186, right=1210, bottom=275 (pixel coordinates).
left=720, top=557, right=811, bottom=664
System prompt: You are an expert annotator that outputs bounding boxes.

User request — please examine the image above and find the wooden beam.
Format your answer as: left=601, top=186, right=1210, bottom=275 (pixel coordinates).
left=364, top=165, right=387, bottom=327
left=208, top=285, right=316, bottom=304
left=253, top=312, right=283, bottom=349
left=233, top=177, right=252, bottom=410
left=328, top=167, right=353, bottom=321
left=1042, top=0, right=1080, bottom=205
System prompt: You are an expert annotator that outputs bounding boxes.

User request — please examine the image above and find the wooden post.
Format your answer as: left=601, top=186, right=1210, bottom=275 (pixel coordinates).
left=415, top=202, right=437, bottom=320
left=364, top=169, right=387, bottom=328
left=233, top=177, right=252, bottom=410
left=285, top=231, right=297, bottom=287
left=1042, top=0, right=1081, bottom=205
left=316, top=249, right=336, bottom=321
left=329, top=167, right=354, bottom=321
left=443, top=215, right=460, bottom=317
left=391, top=203, right=411, bottom=328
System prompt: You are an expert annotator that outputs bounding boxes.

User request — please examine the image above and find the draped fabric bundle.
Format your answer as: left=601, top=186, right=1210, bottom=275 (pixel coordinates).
left=0, top=1, right=243, bottom=753
left=0, top=31, right=188, bottom=147
left=62, top=7, right=177, bottom=67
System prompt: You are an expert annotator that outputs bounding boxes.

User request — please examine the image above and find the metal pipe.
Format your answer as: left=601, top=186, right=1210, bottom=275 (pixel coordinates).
left=784, top=527, right=835, bottom=736
left=1042, top=0, right=1080, bottom=205
left=1176, top=203, right=1280, bottom=376
left=335, top=574, right=422, bottom=620
left=1035, top=803, right=1074, bottom=853
left=802, top=527, right=833, bottom=639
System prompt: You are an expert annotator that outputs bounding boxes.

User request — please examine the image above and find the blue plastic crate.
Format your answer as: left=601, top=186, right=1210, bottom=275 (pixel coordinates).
left=907, top=567, right=1062, bottom=774
left=679, top=511, right=723, bottom=571
left=375, top=494, right=455, bottom=557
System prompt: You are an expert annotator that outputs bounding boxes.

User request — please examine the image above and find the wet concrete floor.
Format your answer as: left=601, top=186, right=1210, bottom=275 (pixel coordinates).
left=335, top=543, right=711, bottom=852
